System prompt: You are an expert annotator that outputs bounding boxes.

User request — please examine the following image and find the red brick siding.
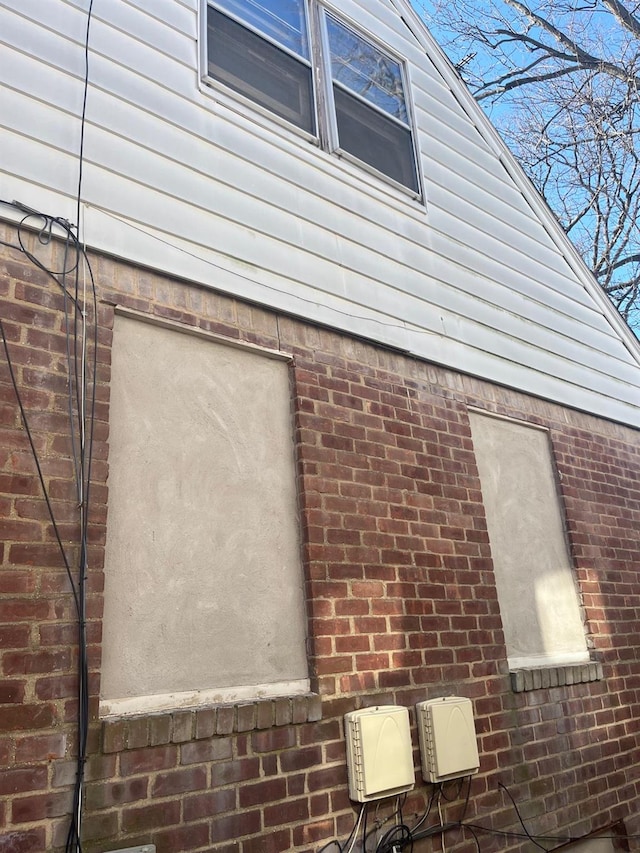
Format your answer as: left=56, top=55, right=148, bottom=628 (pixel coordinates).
left=1, top=225, right=639, bottom=851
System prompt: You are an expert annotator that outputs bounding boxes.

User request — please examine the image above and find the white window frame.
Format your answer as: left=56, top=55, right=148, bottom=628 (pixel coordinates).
left=200, top=0, right=423, bottom=200
left=317, top=7, right=421, bottom=196
left=201, top=0, right=318, bottom=138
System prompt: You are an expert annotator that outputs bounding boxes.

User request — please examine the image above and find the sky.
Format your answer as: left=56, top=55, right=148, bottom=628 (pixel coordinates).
left=408, top=0, right=640, bottom=337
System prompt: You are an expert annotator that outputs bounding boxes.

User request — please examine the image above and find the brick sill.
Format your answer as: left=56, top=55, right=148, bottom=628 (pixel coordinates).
left=102, top=694, right=322, bottom=753
left=510, top=661, right=603, bottom=693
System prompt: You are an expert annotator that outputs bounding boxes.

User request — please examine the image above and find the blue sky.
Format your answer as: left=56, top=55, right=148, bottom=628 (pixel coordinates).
left=409, top=0, right=640, bottom=337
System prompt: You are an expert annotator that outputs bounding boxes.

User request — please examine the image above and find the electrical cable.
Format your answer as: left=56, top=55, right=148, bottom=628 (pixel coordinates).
left=1, top=78, right=97, bottom=853
left=65, top=3, right=95, bottom=850
left=365, top=796, right=407, bottom=852
left=409, top=782, right=438, bottom=835
left=498, top=781, right=549, bottom=852
left=76, top=0, right=94, bottom=238
left=462, top=777, right=472, bottom=816
left=0, top=236, right=23, bottom=252
left=0, top=318, right=80, bottom=614
left=321, top=774, right=640, bottom=853
left=464, top=822, right=481, bottom=853
left=461, top=823, right=563, bottom=844
left=92, top=205, right=421, bottom=340
left=358, top=780, right=470, bottom=853
left=362, top=795, right=369, bottom=851
left=317, top=843, right=342, bottom=853
left=314, top=774, right=639, bottom=852
left=438, top=794, right=446, bottom=853
left=382, top=775, right=480, bottom=851
left=345, top=804, right=367, bottom=853
left=317, top=803, right=367, bottom=853
left=456, top=780, right=640, bottom=848
left=1, top=202, right=97, bottom=853
left=372, top=794, right=413, bottom=853
left=441, top=775, right=466, bottom=802
left=13, top=212, right=84, bottom=308
left=61, top=233, right=82, bottom=492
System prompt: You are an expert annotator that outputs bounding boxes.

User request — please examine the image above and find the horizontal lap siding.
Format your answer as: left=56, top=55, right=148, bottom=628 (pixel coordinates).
left=0, top=0, right=638, bottom=427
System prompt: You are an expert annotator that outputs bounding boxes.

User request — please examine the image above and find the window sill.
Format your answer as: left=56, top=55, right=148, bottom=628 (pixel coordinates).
left=101, top=694, right=322, bottom=753
left=510, top=661, right=603, bottom=693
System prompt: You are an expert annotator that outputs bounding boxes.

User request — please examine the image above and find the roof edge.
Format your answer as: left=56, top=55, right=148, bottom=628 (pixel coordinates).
left=388, top=0, right=640, bottom=363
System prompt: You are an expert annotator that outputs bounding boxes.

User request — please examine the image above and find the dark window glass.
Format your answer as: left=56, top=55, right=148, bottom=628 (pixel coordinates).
left=214, top=0, right=309, bottom=57
left=326, top=15, right=418, bottom=192
left=333, top=86, right=418, bottom=192
left=207, top=6, right=315, bottom=133
left=205, top=4, right=419, bottom=194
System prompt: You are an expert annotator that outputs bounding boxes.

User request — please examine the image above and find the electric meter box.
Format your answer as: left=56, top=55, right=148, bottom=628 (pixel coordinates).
left=344, top=705, right=414, bottom=802
left=416, top=696, right=479, bottom=783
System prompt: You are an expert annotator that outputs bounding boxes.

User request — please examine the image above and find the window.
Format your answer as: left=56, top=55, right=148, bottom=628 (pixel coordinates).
left=206, top=1, right=315, bottom=133
left=204, top=0, right=421, bottom=195
left=468, top=412, right=589, bottom=671
left=101, top=314, right=309, bottom=716
left=324, top=14, right=419, bottom=193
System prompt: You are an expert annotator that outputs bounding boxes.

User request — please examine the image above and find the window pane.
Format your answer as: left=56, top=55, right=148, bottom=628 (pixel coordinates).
left=333, top=86, right=418, bottom=192
left=326, top=15, right=407, bottom=122
left=208, top=7, right=315, bottom=133
left=213, top=0, right=308, bottom=57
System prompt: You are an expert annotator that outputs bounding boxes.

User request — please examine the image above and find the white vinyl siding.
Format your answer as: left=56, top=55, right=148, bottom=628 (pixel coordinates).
left=203, top=1, right=420, bottom=192
left=0, top=0, right=638, bottom=427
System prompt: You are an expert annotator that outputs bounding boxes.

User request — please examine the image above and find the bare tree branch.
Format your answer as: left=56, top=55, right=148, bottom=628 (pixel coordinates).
left=417, top=0, right=640, bottom=332
left=477, top=62, right=585, bottom=98
left=600, top=0, right=640, bottom=38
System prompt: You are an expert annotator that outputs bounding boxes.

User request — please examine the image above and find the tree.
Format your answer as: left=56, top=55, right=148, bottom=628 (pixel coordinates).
left=414, top=0, right=640, bottom=332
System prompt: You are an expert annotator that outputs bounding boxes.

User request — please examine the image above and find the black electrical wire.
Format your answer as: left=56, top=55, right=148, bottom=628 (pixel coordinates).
left=318, top=803, right=367, bottom=853
left=317, top=843, right=342, bottom=853
left=363, top=800, right=399, bottom=851
left=461, top=823, right=561, bottom=845
left=375, top=820, right=413, bottom=853
left=441, top=775, right=467, bottom=802
left=317, top=775, right=639, bottom=853
left=362, top=797, right=369, bottom=851
left=13, top=212, right=84, bottom=308
left=406, top=782, right=438, bottom=837
left=6, top=7, right=99, bottom=852
left=375, top=776, right=476, bottom=851
left=456, top=775, right=472, bottom=824
left=65, top=2, right=95, bottom=849
left=1, top=196, right=98, bottom=853
left=61, top=233, right=82, bottom=492
left=62, top=231, right=98, bottom=853
left=1, top=200, right=98, bottom=853
left=0, top=318, right=80, bottom=613
left=65, top=253, right=97, bottom=853
left=2, top=205, right=97, bottom=853
left=457, top=779, right=640, bottom=849
left=76, top=0, right=94, bottom=237
left=0, top=236, right=22, bottom=252
left=498, top=781, right=549, bottom=852
left=463, top=821, right=481, bottom=853
left=363, top=794, right=410, bottom=852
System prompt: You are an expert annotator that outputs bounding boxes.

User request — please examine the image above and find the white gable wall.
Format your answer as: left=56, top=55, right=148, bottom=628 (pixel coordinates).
left=1, top=0, right=639, bottom=427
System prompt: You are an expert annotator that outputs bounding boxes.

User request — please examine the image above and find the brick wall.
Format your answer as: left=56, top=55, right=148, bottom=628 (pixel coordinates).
left=1, top=223, right=639, bottom=852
